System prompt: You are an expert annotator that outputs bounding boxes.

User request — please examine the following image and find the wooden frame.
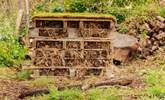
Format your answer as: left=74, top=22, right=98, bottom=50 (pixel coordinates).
left=28, top=15, right=115, bottom=77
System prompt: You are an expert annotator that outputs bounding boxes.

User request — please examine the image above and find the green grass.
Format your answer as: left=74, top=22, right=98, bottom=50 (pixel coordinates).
left=87, top=88, right=120, bottom=100
left=30, top=76, right=55, bottom=87
left=49, top=87, right=85, bottom=100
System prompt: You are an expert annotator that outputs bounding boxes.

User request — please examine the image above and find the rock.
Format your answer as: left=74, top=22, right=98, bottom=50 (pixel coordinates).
left=111, top=32, right=141, bottom=64
left=111, top=32, right=139, bottom=48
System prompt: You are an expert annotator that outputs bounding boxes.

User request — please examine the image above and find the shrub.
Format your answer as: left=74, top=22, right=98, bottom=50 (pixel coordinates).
left=0, top=15, right=27, bottom=67
left=103, top=7, right=131, bottom=23
left=35, top=0, right=64, bottom=13
left=65, top=0, right=87, bottom=12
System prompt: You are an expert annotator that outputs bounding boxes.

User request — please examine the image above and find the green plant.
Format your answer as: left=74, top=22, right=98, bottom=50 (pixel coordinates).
left=103, top=7, right=131, bottom=23
left=87, top=88, right=119, bottom=100
left=17, top=70, right=32, bottom=80
left=146, top=86, right=165, bottom=99
left=65, top=0, right=87, bottom=12
left=143, top=68, right=165, bottom=99
left=144, top=69, right=165, bottom=86
left=0, top=14, right=27, bottom=67
left=159, top=7, right=165, bottom=18
left=49, top=87, right=84, bottom=100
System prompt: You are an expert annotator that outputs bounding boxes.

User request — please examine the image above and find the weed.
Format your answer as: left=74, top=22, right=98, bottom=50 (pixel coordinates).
left=87, top=88, right=119, bottom=100
left=16, top=70, right=32, bottom=80
left=49, top=87, right=84, bottom=100
left=159, top=7, right=165, bottom=18
left=144, top=69, right=165, bottom=86
left=146, top=86, right=165, bottom=99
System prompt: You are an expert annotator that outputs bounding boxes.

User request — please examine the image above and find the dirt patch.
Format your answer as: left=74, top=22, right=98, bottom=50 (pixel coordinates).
left=0, top=78, right=31, bottom=100
left=0, top=71, right=144, bottom=99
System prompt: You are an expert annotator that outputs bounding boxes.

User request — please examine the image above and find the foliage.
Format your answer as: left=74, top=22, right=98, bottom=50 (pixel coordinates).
left=33, top=0, right=161, bottom=24
left=103, top=7, right=131, bottom=23
left=0, top=15, right=27, bottom=67
left=35, top=0, right=64, bottom=13
left=65, top=0, right=87, bottom=12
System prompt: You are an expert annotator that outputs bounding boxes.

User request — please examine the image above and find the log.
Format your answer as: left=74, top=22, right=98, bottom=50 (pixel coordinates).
left=18, top=77, right=133, bottom=98
left=18, top=88, right=49, bottom=99
left=18, top=83, right=82, bottom=99
left=82, top=77, right=133, bottom=90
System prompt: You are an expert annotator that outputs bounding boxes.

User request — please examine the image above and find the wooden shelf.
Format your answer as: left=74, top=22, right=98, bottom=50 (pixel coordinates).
left=23, top=66, right=107, bottom=70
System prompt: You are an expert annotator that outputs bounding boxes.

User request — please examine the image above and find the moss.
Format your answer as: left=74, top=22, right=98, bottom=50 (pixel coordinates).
left=32, top=12, right=116, bottom=22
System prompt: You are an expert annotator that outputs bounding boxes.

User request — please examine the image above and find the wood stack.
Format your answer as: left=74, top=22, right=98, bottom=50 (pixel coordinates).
left=120, top=16, right=165, bottom=58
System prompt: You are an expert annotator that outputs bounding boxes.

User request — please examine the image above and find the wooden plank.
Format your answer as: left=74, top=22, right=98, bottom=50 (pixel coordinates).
left=23, top=66, right=107, bottom=70
left=33, top=38, right=111, bottom=42
left=33, top=18, right=114, bottom=22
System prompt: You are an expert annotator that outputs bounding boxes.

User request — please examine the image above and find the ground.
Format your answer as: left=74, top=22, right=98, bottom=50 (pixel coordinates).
left=0, top=48, right=165, bottom=100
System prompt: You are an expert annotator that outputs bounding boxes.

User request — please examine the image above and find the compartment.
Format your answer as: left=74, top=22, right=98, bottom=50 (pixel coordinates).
left=64, top=50, right=82, bottom=59
left=39, top=69, right=69, bottom=76
left=83, top=21, right=110, bottom=29
left=84, top=50, right=108, bottom=59
left=67, top=21, right=79, bottom=28
left=84, top=41, right=110, bottom=49
left=66, top=41, right=81, bottom=49
left=39, top=28, right=68, bottom=38
left=34, top=49, right=63, bottom=66
left=67, top=21, right=80, bottom=38
left=85, top=69, right=102, bottom=76
left=36, top=40, right=63, bottom=49
left=65, top=59, right=83, bottom=66
left=81, top=29, right=109, bottom=37
left=84, top=59, right=109, bottom=67
left=36, top=20, right=63, bottom=28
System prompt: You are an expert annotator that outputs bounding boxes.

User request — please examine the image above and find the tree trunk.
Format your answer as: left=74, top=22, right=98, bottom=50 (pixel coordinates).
left=25, top=0, right=30, bottom=47
left=15, top=0, right=24, bottom=36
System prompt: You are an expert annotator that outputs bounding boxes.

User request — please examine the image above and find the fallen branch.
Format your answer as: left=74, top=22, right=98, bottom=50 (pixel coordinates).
left=82, top=77, right=133, bottom=90
left=18, top=83, right=82, bottom=99
left=18, top=87, right=49, bottom=99
left=18, top=77, right=133, bottom=99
